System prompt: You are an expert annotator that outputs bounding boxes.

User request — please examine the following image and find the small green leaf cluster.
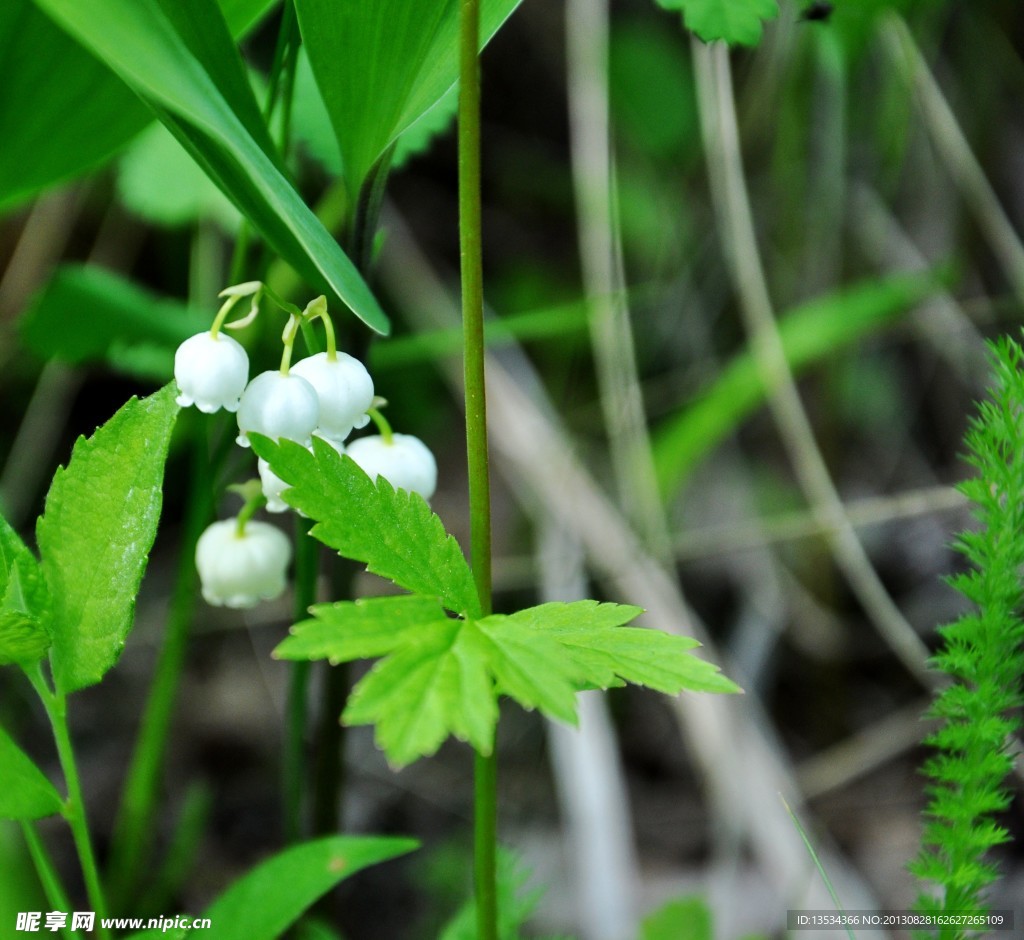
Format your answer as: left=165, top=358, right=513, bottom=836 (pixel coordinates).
left=253, top=435, right=740, bottom=768
left=911, top=336, right=1024, bottom=926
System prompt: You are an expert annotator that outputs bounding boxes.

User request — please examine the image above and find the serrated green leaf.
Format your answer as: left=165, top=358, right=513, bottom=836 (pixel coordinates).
left=33, top=0, right=389, bottom=335
left=474, top=617, right=582, bottom=724
left=20, top=264, right=211, bottom=381
left=0, top=515, right=50, bottom=666
left=333, top=600, right=735, bottom=766
left=488, top=602, right=741, bottom=696
left=0, top=725, right=64, bottom=820
left=275, top=595, right=448, bottom=663
left=37, top=385, right=179, bottom=694
left=201, top=836, right=418, bottom=940
left=251, top=436, right=480, bottom=617
left=657, top=0, right=778, bottom=46
left=344, top=618, right=497, bottom=765
left=294, top=0, right=522, bottom=194
left=2, top=0, right=273, bottom=212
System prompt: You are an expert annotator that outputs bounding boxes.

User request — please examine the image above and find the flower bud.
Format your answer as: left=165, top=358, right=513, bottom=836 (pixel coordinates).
left=195, top=518, right=291, bottom=608
left=290, top=352, right=374, bottom=443
left=236, top=371, right=320, bottom=447
left=174, top=331, right=249, bottom=413
left=346, top=433, right=437, bottom=501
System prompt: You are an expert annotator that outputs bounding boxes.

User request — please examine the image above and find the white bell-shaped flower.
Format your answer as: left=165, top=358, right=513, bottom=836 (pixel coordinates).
left=258, top=436, right=345, bottom=513
left=290, top=352, right=375, bottom=443
left=236, top=371, right=320, bottom=447
left=195, top=518, right=292, bottom=608
left=174, top=331, right=249, bottom=413
left=346, top=433, right=437, bottom=501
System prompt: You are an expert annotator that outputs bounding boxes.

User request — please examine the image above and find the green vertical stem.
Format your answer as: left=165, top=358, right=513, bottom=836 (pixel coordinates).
left=311, top=661, right=348, bottom=835
left=52, top=699, right=110, bottom=940
left=458, top=1, right=497, bottom=939
left=459, top=0, right=491, bottom=614
left=108, top=423, right=215, bottom=903
left=284, top=517, right=318, bottom=842
left=28, top=667, right=111, bottom=940
left=21, top=822, right=75, bottom=940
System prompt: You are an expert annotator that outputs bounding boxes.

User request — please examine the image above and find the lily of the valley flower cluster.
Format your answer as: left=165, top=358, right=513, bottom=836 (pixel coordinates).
left=175, top=283, right=437, bottom=608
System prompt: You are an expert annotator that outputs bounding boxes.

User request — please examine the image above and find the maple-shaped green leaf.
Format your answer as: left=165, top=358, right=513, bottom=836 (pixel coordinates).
left=344, top=618, right=498, bottom=766
left=37, top=385, right=179, bottom=694
left=275, top=598, right=738, bottom=767
left=275, top=595, right=449, bottom=664
left=250, top=435, right=481, bottom=618
left=0, top=514, right=51, bottom=666
left=657, top=0, right=778, bottom=46
left=490, top=602, right=741, bottom=695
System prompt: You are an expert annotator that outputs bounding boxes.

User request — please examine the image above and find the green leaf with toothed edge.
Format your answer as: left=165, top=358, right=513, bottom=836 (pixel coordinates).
left=275, top=595, right=449, bottom=664
left=250, top=435, right=481, bottom=618
left=655, top=0, right=778, bottom=46
left=343, top=618, right=498, bottom=766
left=0, top=514, right=51, bottom=666
left=277, top=596, right=738, bottom=767
left=37, top=385, right=179, bottom=694
left=480, top=601, right=741, bottom=696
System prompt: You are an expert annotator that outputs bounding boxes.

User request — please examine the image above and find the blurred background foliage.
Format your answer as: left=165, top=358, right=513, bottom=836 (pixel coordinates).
left=1, top=0, right=1023, bottom=936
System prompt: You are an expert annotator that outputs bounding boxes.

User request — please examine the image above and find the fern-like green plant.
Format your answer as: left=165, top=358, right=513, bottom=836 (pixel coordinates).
left=911, top=336, right=1024, bottom=936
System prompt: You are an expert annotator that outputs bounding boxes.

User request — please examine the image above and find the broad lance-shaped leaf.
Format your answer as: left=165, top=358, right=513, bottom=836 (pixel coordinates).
left=33, top=0, right=389, bottom=335
left=200, top=836, right=418, bottom=940
left=0, top=725, right=64, bottom=821
left=1, top=0, right=274, bottom=212
left=0, top=514, right=51, bottom=666
left=656, top=0, right=778, bottom=46
left=276, top=598, right=738, bottom=767
left=251, top=435, right=481, bottom=618
left=37, top=385, right=179, bottom=694
left=295, top=0, right=523, bottom=194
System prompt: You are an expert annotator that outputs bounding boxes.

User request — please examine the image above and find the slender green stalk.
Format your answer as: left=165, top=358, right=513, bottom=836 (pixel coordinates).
left=311, top=661, right=348, bottom=835
left=458, top=1, right=498, bottom=938
left=21, top=822, right=75, bottom=940
left=28, top=666, right=111, bottom=940
left=459, top=2, right=491, bottom=614
left=284, top=517, right=318, bottom=842
left=108, top=423, right=215, bottom=903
